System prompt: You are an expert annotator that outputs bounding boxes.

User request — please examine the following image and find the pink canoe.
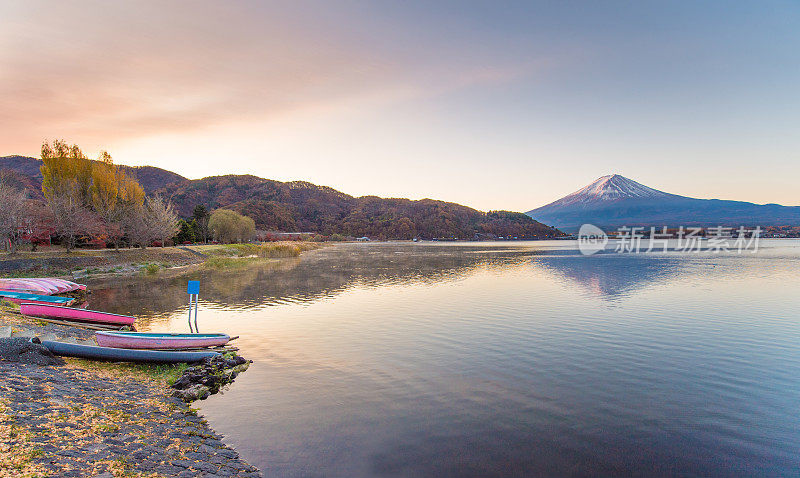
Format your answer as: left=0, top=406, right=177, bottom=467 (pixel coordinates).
left=95, top=332, right=230, bottom=350
left=20, top=303, right=136, bottom=326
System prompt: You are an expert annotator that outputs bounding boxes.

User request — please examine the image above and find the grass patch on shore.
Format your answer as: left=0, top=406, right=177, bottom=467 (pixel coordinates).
left=209, top=242, right=322, bottom=258
left=201, top=242, right=322, bottom=269
left=65, top=358, right=189, bottom=386
left=0, top=299, right=20, bottom=311
left=0, top=268, right=72, bottom=279
left=141, top=262, right=162, bottom=275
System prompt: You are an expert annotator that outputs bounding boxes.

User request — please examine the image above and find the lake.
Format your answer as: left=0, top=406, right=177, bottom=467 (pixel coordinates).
left=87, top=241, right=800, bottom=476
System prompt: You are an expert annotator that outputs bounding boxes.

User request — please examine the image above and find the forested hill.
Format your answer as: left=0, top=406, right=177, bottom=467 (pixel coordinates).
left=160, top=175, right=562, bottom=239
left=0, top=155, right=186, bottom=195
left=1, top=155, right=563, bottom=240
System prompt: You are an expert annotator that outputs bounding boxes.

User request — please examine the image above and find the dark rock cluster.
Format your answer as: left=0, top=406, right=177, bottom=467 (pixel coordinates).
left=171, top=354, right=251, bottom=402
left=0, top=337, right=65, bottom=366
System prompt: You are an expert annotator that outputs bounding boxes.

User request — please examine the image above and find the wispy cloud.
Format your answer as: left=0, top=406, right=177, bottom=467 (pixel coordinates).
left=0, top=1, right=543, bottom=153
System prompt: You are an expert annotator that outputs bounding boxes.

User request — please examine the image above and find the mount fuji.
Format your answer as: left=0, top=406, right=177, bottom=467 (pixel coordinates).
left=527, top=174, right=800, bottom=232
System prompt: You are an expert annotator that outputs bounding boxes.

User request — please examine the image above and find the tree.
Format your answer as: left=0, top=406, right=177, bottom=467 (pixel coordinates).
left=21, top=200, right=55, bottom=252
left=40, top=140, right=147, bottom=251
left=192, top=205, right=210, bottom=243
left=48, top=190, right=103, bottom=252
left=209, top=209, right=255, bottom=243
left=0, top=175, right=28, bottom=253
left=89, top=151, right=144, bottom=250
left=237, top=215, right=256, bottom=243
left=174, top=219, right=197, bottom=244
left=147, top=195, right=180, bottom=247
left=125, top=203, right=156, bottom=249
left=41, top=140, right=92, bottom=204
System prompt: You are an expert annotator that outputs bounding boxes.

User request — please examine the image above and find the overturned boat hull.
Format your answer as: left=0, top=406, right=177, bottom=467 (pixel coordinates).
left=41, top=340, right=219, bottom=363
left=0, top=278, right=86, bottom=295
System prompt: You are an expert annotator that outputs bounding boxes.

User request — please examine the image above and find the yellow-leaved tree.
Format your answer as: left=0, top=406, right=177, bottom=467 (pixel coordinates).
left=89, top=151, right=145, bottom=249
left=40, top=140, right=147, bottom=251
left=40, top=140, right=99, bottom=251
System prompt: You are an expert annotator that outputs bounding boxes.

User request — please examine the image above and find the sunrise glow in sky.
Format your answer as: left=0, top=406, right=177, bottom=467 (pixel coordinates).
left=1, top=1, right=799, bottom=211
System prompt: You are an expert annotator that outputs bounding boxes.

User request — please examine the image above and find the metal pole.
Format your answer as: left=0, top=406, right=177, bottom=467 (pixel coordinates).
left=193, top=294, right=199, bottom=333
left=188, top=294, right=194, bottom=333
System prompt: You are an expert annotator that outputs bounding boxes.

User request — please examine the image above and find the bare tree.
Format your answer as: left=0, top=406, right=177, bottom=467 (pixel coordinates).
left=147, top=195, right=180, bottom=247
left=0, top=177, right=28, bottom=253
left=21, top=200, right=55, bottom=252
left=124, top=203, right=157, bottom=249
left=48, top=189, right=103, bottom=252
left=124, top=196, right=178, bottom=249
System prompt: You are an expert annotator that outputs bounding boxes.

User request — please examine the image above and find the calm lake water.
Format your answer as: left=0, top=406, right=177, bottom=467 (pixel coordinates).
left=87, top=241, right=800, bottom=476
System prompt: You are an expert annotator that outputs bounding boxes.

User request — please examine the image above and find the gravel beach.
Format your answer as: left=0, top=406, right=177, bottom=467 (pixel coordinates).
left=0, top=314, right=262, bottom=477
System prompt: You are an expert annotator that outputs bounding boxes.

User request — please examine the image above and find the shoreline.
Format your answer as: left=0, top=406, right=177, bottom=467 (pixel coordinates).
left=0, top=313, right=262, bottom=477
left=0, top=243, right=327, bottom=476
left=0, top=241, right=325, bottom=281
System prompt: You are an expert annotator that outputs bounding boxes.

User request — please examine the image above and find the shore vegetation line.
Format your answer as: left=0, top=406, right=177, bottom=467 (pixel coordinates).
left=0, top=241, right=324, bottom=279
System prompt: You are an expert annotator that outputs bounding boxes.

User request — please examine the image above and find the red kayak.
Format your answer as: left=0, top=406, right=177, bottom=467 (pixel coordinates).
left=95, top=332, right=230, bottom=349
left=20, top=303, right=136, bottom=326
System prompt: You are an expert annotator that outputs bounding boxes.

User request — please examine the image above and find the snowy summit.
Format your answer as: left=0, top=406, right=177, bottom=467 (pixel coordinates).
left=547, top=174, right=674, bottom=207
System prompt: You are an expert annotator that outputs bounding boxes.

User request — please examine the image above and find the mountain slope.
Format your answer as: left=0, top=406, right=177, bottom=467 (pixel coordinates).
left=161, top=175, right=562, bottom=239
left=527, top=174, right=800, bottom=232
left=0, top=155, right=187, bottom=195
left=1, top=154, right=562, bottom=240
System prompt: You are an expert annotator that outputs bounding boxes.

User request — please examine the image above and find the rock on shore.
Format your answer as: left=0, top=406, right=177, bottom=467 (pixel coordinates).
left=0, top=337, right=65, bottom=366
left=171, top=354, right=252, bottom=402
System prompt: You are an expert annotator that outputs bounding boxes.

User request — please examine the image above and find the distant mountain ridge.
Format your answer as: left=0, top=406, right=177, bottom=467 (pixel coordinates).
left=1, top=154, right=562, bottom=240
left=527, top=174, right=800, bottom=232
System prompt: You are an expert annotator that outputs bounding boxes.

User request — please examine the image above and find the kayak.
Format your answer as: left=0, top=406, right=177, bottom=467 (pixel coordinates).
left=0, top=278, right=85, bottom=294
left=0, top=279, right=54, bottom=295
left=0, top=291, right=75, bottom=306
left=39, top=278, right=78, bottom=293
left=95, top=332, right=230, bottom=350
left=41, top=340, right=219, bottom=363
left=20, top=303, right=136, bottom=326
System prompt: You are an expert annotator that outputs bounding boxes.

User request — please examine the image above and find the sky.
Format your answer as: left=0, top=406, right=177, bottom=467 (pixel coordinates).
left=1, top=1, right=799, bottom=211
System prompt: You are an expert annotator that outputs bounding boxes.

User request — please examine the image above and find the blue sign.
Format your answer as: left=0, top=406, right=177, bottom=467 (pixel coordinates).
left=187, top=281, right=200, bottom=295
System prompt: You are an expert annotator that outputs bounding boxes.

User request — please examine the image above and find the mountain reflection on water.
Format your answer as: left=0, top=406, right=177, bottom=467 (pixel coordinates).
left=87, top=242, right=692, bottom=321
left=87, top=244, right=551, bottom=322
left=85, top=241, right=800, bottom=477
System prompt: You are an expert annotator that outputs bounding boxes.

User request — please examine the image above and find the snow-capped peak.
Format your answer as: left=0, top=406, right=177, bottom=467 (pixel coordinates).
left=548, top=174, right=672, bottom=206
